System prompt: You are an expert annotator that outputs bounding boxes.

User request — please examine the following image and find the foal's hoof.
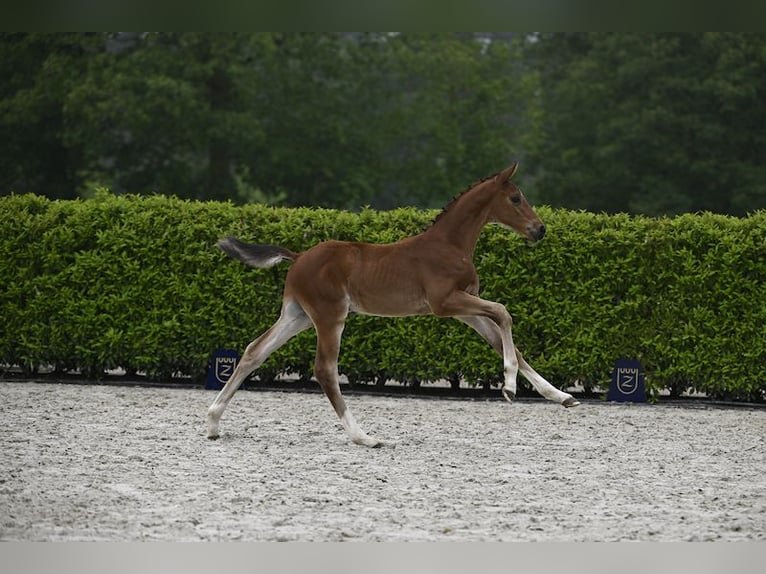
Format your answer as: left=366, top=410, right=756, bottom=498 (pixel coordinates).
left=357, top=437, right=384, bottom=448
left=502, top=388, right=516, bottom=403
left=207, top=435, right=220, bottom=440
left=562, top=396, right=581, bottom=408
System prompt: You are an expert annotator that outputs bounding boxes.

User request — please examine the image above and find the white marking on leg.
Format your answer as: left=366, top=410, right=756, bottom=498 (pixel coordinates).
left=340, top=409, right=382, bottom=448
left=502, top=346, right=519, bottom=400
left=494, top=307, right=518, bottom=401
left=456, top=315, right=576, bottom=405
left=516, top=350, right=580, bottom=407
left=207, top=300, right=311, bottom=438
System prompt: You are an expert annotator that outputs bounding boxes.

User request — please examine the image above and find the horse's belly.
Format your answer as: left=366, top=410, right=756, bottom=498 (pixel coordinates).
left=348, top=289, right=431, bottom=317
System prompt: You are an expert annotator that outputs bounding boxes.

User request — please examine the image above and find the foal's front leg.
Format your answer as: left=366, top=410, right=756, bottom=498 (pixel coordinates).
left=516, top=349, right=580, bottom=407
left=432, top=291, right=520, bottom=400
left=456, top=315, right=579, bottom=407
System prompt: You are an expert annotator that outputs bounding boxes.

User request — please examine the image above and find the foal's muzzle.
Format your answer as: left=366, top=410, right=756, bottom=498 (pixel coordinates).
left=531, top=223, right=546, bottom=242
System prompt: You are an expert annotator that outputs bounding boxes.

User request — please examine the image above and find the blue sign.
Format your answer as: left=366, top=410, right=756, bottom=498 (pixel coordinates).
left=607, top=358, right=647, bottom=402
left=206, top=348, right=240, bottom=390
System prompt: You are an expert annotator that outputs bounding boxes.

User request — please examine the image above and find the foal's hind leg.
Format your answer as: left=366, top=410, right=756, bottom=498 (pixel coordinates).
left=311, top=312, right=382, bottom=448
left=207, top=300, right=311, bottom=439
left=456, top=316, right=579, bottom=407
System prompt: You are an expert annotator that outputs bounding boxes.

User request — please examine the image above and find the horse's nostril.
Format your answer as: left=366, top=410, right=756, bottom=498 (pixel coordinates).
left=537, top=224, right=546, bottom=240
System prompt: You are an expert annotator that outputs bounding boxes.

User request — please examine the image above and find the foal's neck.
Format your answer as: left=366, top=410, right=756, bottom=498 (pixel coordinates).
left=425, top=183, right=492, bottom=257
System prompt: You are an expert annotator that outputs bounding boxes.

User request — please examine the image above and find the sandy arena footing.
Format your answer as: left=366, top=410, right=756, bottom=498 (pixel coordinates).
left=1, top=382, right=763, bottom=541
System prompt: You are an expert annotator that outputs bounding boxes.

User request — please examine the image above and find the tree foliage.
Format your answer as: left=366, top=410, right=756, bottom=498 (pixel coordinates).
left=1, top=32, right=533, bottom=210
left=1, top=32, right=765, bottom=215
left=524, top=33, right=766, bottom=216
left=0, top=33, right=102, bottom=199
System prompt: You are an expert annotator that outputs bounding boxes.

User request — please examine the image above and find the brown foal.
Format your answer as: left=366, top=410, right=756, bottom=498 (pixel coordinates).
left=207, top=162, right=579, bottom=447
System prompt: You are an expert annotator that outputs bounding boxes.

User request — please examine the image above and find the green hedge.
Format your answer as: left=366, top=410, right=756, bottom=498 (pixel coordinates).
left=1, top=192, right=764, bottom=401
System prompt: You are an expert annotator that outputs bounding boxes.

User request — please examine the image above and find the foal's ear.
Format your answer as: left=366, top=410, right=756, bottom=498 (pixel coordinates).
left=497, top=162, right=519, bottom=183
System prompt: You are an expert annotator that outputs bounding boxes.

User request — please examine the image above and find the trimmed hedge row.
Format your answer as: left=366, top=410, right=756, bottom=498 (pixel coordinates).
left=1, top=192, right=764, bottom=401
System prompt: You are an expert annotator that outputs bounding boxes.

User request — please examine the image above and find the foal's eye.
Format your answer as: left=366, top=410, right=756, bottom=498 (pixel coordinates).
left=510, top=195, right=521, bottom=204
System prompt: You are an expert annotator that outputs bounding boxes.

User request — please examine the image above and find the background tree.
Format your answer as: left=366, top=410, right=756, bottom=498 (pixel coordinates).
left=248, top=33, right=533, bottom=209
left=1, top=32, right=533, bottom=208
left=65, top=32, right=270, bottom=202
left=1, top=33, right=765, bottom=215
left=0, top=33, right=101, bottom=199
left=523, top=32, right=766, bottom=216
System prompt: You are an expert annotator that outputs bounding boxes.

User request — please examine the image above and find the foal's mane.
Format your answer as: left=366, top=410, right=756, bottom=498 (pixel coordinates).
left=427, top=170, right=500, bottom=229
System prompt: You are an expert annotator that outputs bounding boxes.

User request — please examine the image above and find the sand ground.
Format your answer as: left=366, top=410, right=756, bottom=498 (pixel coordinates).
left=1, top=382, right=763, bottom=541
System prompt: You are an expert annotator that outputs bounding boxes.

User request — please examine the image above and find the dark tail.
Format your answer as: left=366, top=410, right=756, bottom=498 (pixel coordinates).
left=216, top=236, right=298, bottom=269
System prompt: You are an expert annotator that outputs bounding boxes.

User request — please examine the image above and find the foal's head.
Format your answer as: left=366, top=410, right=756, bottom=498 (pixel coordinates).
left=485, top=162, right=546, bottom=242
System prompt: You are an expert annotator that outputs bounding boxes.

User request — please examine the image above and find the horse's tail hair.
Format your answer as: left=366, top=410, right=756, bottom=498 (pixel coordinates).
left=216, top=236, right=298, bottom=269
